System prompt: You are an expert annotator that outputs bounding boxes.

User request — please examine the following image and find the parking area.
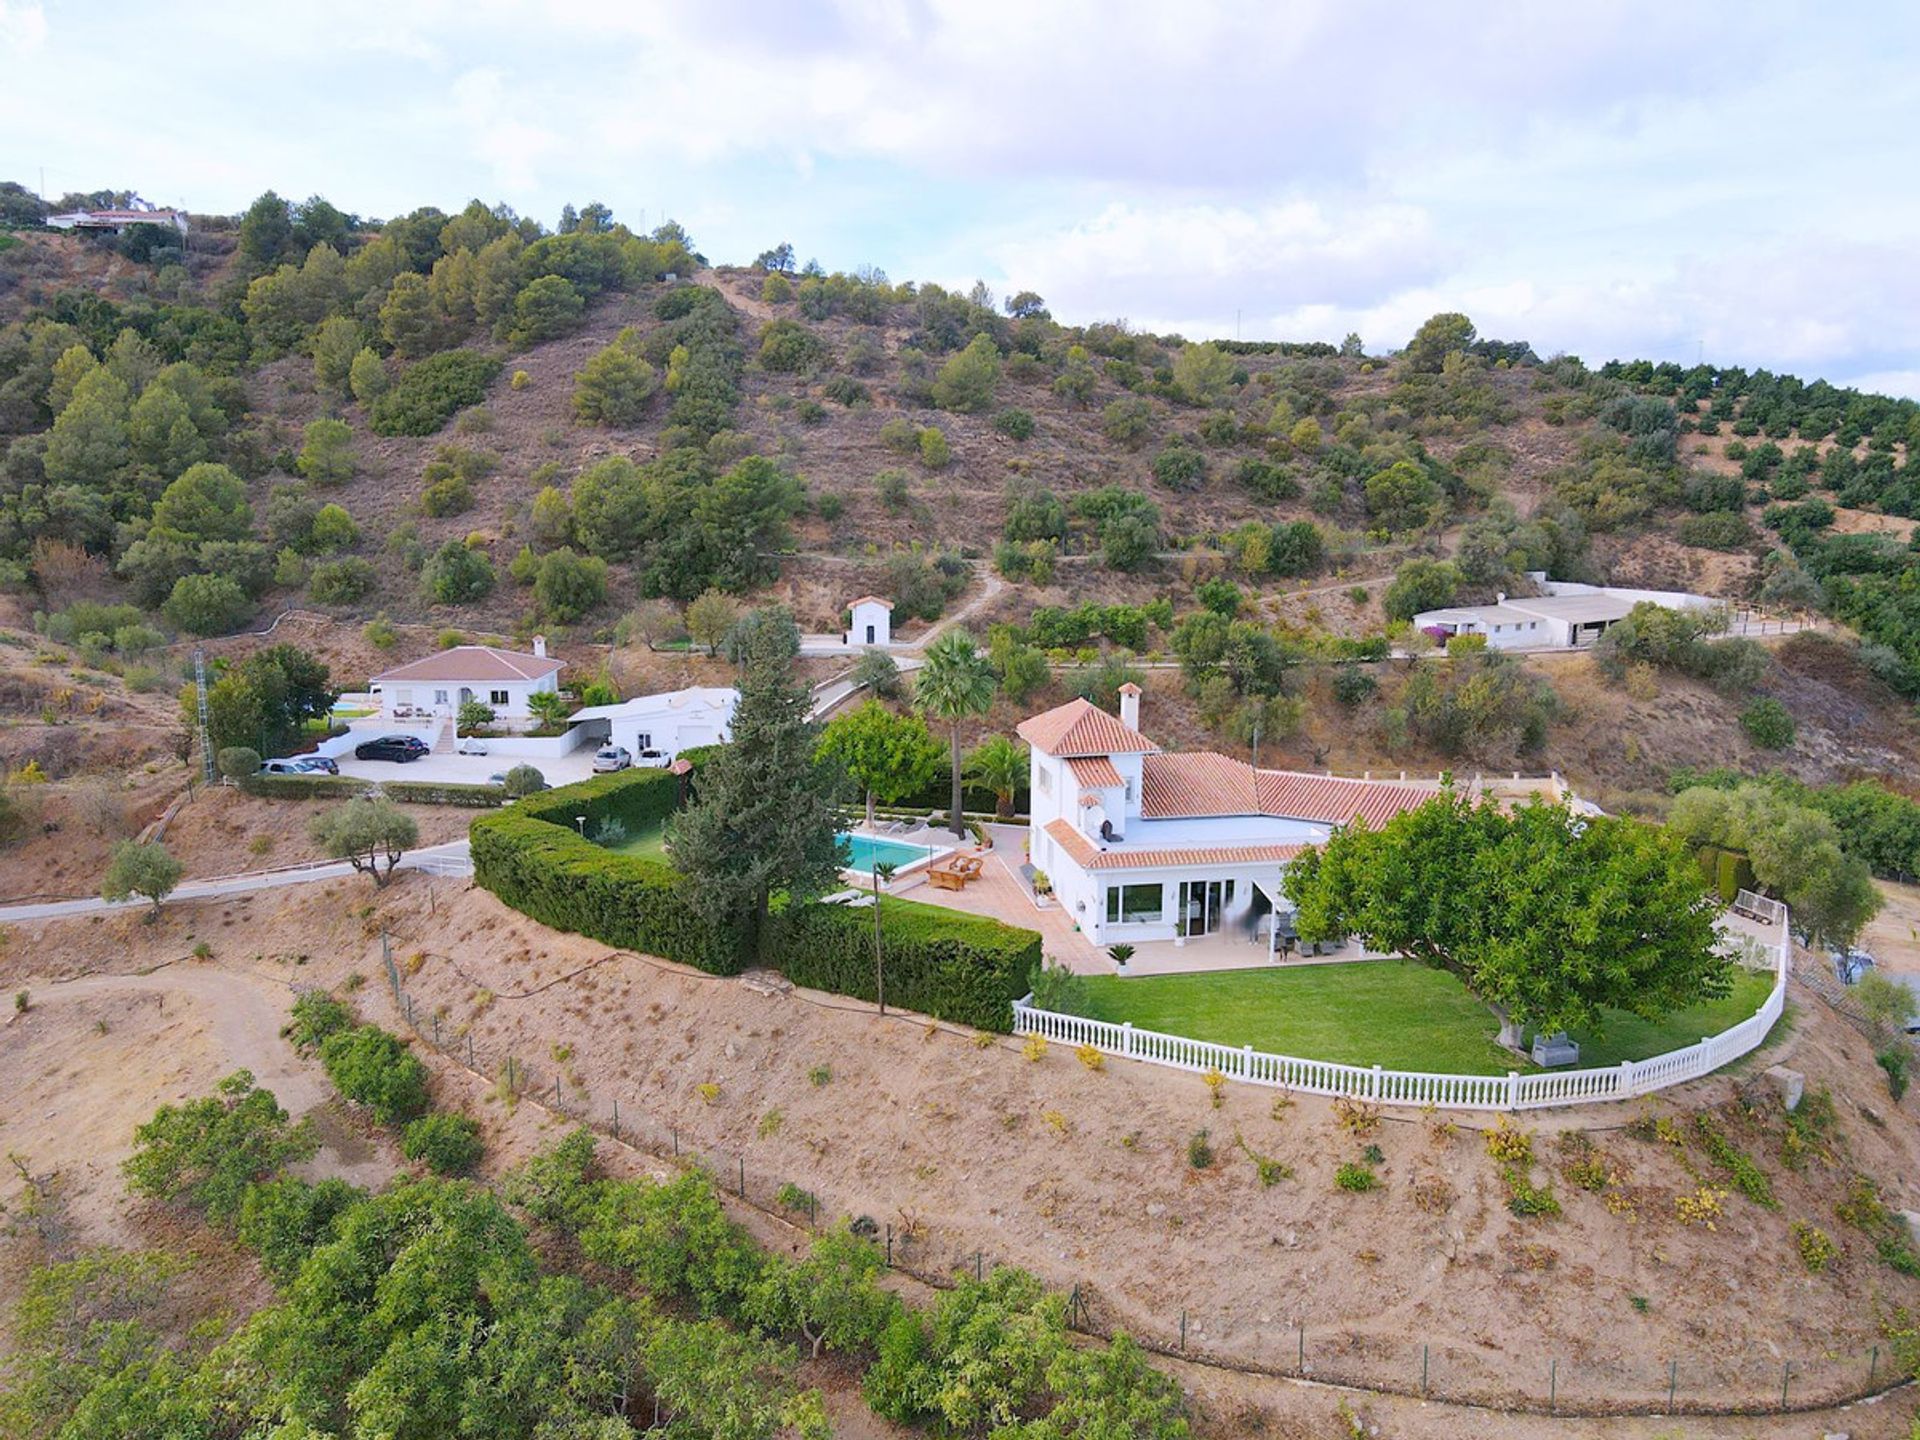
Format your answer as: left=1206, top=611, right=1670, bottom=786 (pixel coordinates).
left=334, top=749, right=600, bottom=787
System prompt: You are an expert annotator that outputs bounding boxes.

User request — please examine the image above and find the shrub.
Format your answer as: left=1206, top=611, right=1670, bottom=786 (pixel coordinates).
left=1335, top=1161, right=1379, bottom=1193
left=1187, top=1129, right=1214, bottom=1169
left=319, top=1024, right=431, bottom=1125
left=1152, top=443, right=1205, bottom=490
left=1027, top=959, right=1091, bottom=1015
left=217, top=746, right=261, bottom=782
left=162, top=572, right=250, bottom=635
left=308, top=557, right=375, bottom=605
left=286, top=990, right=350, bottom=1053
left=401, top=1112, right=484, bottom=1175
left=918, top=426, right=951, bottom=470
left=1503, top=1168, right=1561, bottom=1218
left=1877, top=1047, right=1909, bottom=1101
left=369, top=351, right=502, bottom=436
left=122, top=1071, right=319, bottom=1226
left=1791, top=1219, right=1838, bottom=1272
left=1739, top=697, right=1795, bottom=749
left=423, top=540, right=495, bottom=604
left=501, top=764, right=548, bottom=797
left=1484, top=1120, right=1533, bottom=1165
left=1692, top=1114, right=1777, bottom=1208
left=992, top=407, right=1034, bottom=440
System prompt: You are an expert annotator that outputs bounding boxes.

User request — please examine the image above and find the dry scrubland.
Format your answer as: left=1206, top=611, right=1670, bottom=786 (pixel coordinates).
left=4, top=873, right=1920, bottom=1435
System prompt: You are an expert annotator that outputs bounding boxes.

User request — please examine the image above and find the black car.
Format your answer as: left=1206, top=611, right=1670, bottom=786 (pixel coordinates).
left=354, top=734, right=431, bottom=763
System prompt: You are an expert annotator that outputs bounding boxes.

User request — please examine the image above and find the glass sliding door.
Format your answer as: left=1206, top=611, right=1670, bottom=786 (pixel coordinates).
left=1177, top=879, right=1236, bottom=937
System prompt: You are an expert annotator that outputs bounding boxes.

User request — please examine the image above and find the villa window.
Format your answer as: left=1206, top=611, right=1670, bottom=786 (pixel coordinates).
left=1037, top=766, right=1052, bottom=794
left=1106, top=883, right=1163, bottom=925
left=490, top=689, right=509, bottom=706
left=635, top=732, right=652, bottom=750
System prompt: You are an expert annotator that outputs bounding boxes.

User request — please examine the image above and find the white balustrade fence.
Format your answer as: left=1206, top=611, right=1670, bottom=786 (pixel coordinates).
left=1013, top=890, right=1791, bottom=1112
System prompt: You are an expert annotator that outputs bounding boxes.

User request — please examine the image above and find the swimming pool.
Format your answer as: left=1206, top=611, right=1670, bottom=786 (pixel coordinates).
left=837, top=831, right=949, bottom=877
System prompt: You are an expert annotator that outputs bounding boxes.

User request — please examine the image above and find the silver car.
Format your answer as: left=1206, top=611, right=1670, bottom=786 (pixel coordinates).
left=592, top=745, right=632, bottom=773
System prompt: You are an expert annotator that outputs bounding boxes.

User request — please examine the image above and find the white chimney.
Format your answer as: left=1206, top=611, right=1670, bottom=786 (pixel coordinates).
left=532, top=635, right=547, bottom=658
left=1117, top=682, right=1141, bottom=732
left=1495, top=592, right=1506, bottom=605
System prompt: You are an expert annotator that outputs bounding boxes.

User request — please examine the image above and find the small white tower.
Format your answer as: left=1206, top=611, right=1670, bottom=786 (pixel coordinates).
left=846, top=595, right=894, bottom=648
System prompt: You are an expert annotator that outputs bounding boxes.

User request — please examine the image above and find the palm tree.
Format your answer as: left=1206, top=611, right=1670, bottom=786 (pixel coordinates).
left=965, top=735, right=1029, bottom=819
left=915, top=629, right=997, bottom=838
left=871, top=859, right=897, bottom=1014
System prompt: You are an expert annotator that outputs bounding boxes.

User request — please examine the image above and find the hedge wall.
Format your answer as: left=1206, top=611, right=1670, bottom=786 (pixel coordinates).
left=776, top=896, right=1038, bottom=1032
left=513, top=766, right=681, bottom=834
left=469, top=809, right=737, bottom=974
left=471, top=768, right=1039, bottom=1030
left=1695, top=844, right=1757, bottom=903
left=241, top=774, right=504, bottom=807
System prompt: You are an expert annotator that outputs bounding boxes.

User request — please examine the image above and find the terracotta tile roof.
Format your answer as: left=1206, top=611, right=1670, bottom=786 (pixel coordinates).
left=1065, top=755, right=1123, bottom=788
left=1253, top=772, right=1440, bottom=828
left=1016, top=698, right=1159, bottom=758
left=372, top=645, right=562, bottom=685
left=1140, top=752, right=1256, bottom=816
left=1135, top=752, right=1439, bottom=826
left=847, top=594, right=893, bottom=609
left=1043, top=819, right=1305, bottom=871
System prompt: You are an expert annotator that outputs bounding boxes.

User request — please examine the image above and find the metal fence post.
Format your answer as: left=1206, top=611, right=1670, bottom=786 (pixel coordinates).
left=1869, top=1345, right=1879, bottom=1388
left=672, top=1126, right=678, bottom=1157
left=885, top=1223, right=892, bottom=1266
left=1297, top=1324, right=1304, bottom=1371
left=974, top=1250, right=983, bottom=1282
left=1179, top=1310, right=1187, bottom=1351
left=1421, top=1343, right=1429, bottom=1397
left=1780, top=1361, right=1790, bottom=1408
left=1548, top=1359, right=1556, bottom=1414
left=466, top=1033, right=474, bottom=1069
left=738, top=1157, right=745, bottom=1197
left=1667, top=1359, right=1676, bottom=1410
left=612, top=1097, right=619, bottom=1140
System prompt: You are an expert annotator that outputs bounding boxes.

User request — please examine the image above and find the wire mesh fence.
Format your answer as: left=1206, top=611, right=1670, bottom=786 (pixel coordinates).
left=376, top=933, right=1908, bottom=1419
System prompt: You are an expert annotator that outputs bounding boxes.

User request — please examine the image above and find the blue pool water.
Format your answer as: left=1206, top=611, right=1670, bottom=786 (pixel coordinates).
left=838, top=832, right=945, bottom=876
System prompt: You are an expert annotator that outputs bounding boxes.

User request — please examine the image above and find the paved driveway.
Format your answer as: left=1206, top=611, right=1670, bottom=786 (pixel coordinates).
left=335, top=750, right=597, bottom=787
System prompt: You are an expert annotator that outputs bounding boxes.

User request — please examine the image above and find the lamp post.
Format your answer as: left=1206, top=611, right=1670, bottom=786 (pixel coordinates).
left=575, top=815, right=587, bottom=838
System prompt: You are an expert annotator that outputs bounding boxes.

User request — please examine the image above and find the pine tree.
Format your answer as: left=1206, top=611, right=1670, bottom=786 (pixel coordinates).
left=669, top=622, right=845, bottom=962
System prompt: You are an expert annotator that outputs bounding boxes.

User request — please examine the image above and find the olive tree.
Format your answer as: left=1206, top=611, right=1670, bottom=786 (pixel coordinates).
left=309, top=797, right=419, bottom=886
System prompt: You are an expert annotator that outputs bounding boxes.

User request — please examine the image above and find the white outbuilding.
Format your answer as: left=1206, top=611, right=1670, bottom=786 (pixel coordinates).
left=563, top=686, right=740, bottom=761
left=845, top=595, right=894, bottom=648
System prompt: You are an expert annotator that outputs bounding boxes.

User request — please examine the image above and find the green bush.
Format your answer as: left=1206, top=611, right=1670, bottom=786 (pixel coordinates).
left=1739, top=697, right=1796, bottom=749
left=401, top=1112, right=484, bottom=1175
left=319, top=1024, right=431, bottom=1125
left=286, top=990, right=351, bottom=1053
left=369, top=350, right=502, bottom=437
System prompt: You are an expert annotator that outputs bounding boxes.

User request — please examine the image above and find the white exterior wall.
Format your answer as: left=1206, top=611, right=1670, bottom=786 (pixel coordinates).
left=580, top=692, right=739, bottom=759
left=374, top=672, right=557, bottom=721
left=846, top=601, right=893, bottom=647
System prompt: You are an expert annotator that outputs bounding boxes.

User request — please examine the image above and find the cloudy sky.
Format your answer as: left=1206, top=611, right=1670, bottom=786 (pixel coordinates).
left=5, top=0, right=1917, bottom=394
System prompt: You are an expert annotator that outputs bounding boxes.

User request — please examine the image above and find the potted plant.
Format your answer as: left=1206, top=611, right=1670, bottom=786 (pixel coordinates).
left=1109, top=943, right=1135, bottom=975
left=1174, top=916, right=1188, bottom=948
left=1031, top=869, right=1052, bottom=907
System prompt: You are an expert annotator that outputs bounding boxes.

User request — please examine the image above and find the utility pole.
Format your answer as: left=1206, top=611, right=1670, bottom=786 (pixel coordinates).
left=193, top=647, right=215, bottom=784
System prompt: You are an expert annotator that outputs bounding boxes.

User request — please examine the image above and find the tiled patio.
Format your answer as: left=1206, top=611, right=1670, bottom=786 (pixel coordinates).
left=892, top=827, right=1378, bottom=978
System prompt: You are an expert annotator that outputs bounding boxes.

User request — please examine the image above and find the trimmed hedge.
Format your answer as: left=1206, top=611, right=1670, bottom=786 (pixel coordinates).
left=470, top=810, right=736, bottom=975
left=243, top=772, right=504, bottom=807
left=514, top=765, right=681, bottom=834
left=471, top=768, right=1038, bottom=1029
left=1695, top=844, right=1757, bottom=903
left=777, top=895, right=1037, bottom=1032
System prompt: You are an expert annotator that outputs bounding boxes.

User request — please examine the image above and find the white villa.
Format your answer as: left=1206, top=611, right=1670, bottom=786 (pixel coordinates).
left=1019, top=686, right=1443, bottom=952
left=369, top=641, right=562, bottom=723
left=565, top=686, right=739, bottom=760
left=1415, top=576, right=1719, bottom=652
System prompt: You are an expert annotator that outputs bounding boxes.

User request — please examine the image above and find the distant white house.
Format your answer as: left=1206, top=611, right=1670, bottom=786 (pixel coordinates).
left=46, top=206, right=191, bottom=236
left=369, top=640, right=562, bottom=723
left=564, top=686, right=739, bottom=759
left=846, top=595, right=894, bottom=648
left=1415, top=575, right=1720, bottom=652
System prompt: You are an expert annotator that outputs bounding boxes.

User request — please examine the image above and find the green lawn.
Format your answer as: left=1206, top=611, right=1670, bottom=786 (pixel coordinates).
left=1075, top=961, right=1776, bottom=1075
left=606, top=823, right=671, bottom=862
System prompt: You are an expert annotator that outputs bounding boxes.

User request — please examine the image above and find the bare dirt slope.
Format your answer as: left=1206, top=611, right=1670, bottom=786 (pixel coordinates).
left=7, top=874, right=1918, bottom=1421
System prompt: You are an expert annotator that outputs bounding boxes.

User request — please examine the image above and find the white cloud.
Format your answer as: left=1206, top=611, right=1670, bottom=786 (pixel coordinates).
left=0, top=0, right=46, bottom=52
left=982, top=198, right=1441, bottom=333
